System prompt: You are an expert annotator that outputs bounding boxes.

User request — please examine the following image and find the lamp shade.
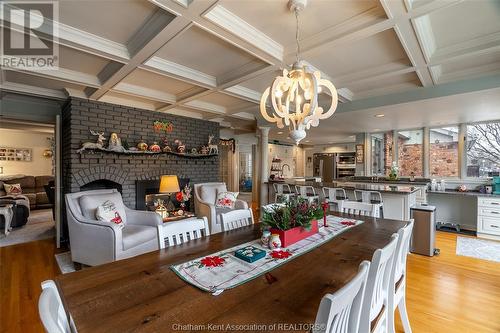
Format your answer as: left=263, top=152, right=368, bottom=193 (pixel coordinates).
left=159, top=175, right=180, bottom=193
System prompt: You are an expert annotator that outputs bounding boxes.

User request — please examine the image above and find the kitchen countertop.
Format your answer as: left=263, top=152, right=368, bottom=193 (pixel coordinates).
left=266, top=179, right=420, bottom=194
left=336, top=178, right=430, bottom=186
left=427, top=190, right=500, bottom=197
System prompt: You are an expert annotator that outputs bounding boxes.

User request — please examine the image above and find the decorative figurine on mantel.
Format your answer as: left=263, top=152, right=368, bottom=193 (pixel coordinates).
left=137, top=140, right=148, bottom=151
left=108, top=133, right=125, bottom=152
left=149, top=142, right=161, bottom=152
left=77, top=130, right=106, bottom=153
left=208, top=135, right=218, bottom=154
left=200, top=146, right=209, bottom=155
left=174, top=139, right=186, bottom=154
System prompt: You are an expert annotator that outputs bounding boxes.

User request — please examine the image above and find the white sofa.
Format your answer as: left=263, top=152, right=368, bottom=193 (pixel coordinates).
left=65, top=189, right=162, bottom=266
left=194, top=182, right=248, bottom=234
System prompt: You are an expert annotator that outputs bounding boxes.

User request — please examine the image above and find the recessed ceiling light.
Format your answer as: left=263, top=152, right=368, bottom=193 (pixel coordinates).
left=277, top=131, right=283, bottom=134
left=374, top=128, right=381, bottom=131
left=375, top=114, right=385, bottom=118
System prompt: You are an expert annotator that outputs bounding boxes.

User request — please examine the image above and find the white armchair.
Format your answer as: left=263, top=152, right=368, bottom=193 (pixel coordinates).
left=65, top=189, right=162, bottom=266
left=194, top=182, right=248, bottom=234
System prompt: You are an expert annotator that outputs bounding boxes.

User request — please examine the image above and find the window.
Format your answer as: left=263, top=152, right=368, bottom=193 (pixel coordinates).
left=466, top=122, right=500, bottom=177
left=397, top=129, right=423, bottom=177
left=429, top=127, right=459, bottom=177
left=371, top=131, right=393, bottom=175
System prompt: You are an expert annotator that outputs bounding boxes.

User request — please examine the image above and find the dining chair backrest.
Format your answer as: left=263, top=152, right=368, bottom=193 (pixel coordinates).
left=392, top=220, right=414, bottom=286
left=322, top=187, right=347, bottom=201
left=314, top=261, right=370, bottom=333
left=354, top=190, right=383, bottom=204
left=295, top=185, right=316, bottom=197
left=273, top=183, right=293, bottom=195
left=341, top=201, right=377, bottom=217
left=222, top=209, right=254, bottom=231
left=159, top=217, right=210, bottom=249
left=359, top=234, right=399, bottom=333
left=38, top=280, right=72, bottom=333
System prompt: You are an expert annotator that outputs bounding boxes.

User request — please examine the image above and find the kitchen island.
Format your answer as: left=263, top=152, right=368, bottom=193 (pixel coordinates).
left=266, top=180, right=419, bottom=220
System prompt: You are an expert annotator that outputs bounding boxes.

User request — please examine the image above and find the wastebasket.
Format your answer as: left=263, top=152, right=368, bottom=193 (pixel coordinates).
left=410, top=204, right=439, bottom=256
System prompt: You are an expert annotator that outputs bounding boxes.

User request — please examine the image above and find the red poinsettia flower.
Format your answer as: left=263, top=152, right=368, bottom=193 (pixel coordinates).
left=176, top=191, right=183, bottom=202
left=200, top=256, right=225, bottom=267
left=271, top=250, right=291, bottom=259
left=341, top=221, right=356, bottom=226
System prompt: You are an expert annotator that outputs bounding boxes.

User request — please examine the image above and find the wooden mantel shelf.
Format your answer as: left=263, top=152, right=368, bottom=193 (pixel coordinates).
left=77, top=148, right=218, bottom=159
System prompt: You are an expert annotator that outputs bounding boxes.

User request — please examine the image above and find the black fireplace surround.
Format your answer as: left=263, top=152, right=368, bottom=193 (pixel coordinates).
left=136, top=178, right=191, bottom=211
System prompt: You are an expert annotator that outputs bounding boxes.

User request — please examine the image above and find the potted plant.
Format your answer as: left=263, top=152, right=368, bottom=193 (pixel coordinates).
left=261, top=198, right=324, bottom=248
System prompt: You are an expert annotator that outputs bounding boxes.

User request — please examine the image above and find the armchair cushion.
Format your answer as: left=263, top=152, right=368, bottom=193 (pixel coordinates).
left=215, top=191, right=239, bottom=208
left=199, top=184, right=227, bottom=204
left=79, top=192, right=128, bottom=225
left=215, top=207, right=233, bottom=225
left=96, top=200, right=124, bottom=227
left=122, top=225, right=157, bottom=251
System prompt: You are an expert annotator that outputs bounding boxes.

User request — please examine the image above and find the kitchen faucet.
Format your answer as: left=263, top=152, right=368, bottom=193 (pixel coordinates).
left=281, top=164, right=291, bottom=178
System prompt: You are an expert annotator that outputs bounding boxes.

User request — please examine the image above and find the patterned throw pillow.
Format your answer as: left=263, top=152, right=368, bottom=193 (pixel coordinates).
left=4, top=183, right=22, bottom=195
left=95, top=200, right=124, bottom=228
left=215, top=191, right=239, bottom=209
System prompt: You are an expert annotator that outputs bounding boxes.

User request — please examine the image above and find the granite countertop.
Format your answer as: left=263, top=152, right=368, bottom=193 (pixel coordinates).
left=427, top=190, right=500, bottom=197
left=336, top=178, right=430, bottom=186
left=266, top=180, right=420, bottom=194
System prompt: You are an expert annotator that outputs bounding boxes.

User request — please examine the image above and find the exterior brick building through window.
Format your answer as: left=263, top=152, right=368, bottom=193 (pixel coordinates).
left=398, top=129, right=423, bottom=177
left=430, top=127, right=459, bottom=178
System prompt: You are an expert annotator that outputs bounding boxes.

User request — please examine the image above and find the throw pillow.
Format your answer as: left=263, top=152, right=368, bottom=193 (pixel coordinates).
left=4, top=183, right=22, bottom=195
left=215, top=191, right=239, bottom=209
left=95, top=200, right=124, bottom=228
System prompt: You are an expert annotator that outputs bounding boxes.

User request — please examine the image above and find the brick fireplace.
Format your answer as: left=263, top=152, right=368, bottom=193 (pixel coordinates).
left=61, top=97, right=220, bottom=211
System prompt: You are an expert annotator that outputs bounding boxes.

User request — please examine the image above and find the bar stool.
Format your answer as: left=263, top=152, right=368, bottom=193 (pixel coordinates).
left=322, top=187, right=347, bottom=212
left=354, top=190, right=384, bottom=218
left=295, top=185, right=320, bottom=205
left=272, top=183, right=296, bottom=203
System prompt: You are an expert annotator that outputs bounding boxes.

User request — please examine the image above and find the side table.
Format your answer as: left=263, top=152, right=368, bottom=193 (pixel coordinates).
left=0, top=204, right=14, bottom=236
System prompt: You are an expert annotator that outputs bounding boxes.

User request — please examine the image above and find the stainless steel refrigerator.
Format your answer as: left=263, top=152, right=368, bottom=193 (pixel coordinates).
left=313, top=153, right=336, bottom=182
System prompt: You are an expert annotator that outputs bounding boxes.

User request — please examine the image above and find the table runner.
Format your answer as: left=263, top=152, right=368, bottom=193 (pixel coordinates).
left=170, top=215, right=363, bottom=293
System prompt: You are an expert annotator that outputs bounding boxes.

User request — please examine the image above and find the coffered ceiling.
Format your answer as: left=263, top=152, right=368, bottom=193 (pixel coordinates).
left=1, top=0, right=499, bottom=142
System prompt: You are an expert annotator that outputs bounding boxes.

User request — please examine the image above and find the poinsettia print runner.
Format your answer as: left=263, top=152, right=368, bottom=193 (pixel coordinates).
left=170, top=215, right=363, bottom=293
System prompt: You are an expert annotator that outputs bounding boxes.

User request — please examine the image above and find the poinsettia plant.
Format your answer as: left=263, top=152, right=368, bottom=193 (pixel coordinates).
left=261, top=198, right=324, bottom=231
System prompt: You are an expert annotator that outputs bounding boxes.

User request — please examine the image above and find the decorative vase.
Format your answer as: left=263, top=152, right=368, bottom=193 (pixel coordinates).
left=149, top=142, right=161, bottom=152
left=270, top=220, right=319, bottom=248
left=269, top=234, right=282, bottom=250
left=261, top=230, right=271, bottom=248
left=137, top=140, right=148, bottom=151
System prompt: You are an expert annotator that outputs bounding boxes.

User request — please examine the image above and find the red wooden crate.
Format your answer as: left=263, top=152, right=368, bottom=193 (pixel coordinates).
left=270, top=220, right=319, bottom=248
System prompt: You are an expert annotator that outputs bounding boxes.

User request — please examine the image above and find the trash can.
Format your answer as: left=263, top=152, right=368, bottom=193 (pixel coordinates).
left=410, top=204, right=439, bottom=256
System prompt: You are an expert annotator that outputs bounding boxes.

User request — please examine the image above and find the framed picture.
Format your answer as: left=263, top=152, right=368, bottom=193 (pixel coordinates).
left=0, top=147, right=32, bottom=161
left=355, top=144, right=364, bottom=164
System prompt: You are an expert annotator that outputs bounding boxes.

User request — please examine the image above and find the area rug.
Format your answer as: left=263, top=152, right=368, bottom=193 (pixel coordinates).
left=0, top=221, right=55, bottom=247
left=456, top=236, right=500, bottom=263
left=55, top=252, right=76, bottom=274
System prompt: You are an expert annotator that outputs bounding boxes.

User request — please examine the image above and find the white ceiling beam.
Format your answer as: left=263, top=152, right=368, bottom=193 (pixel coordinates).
left=217, top=62, right=274, bottom=89
left=3, top=67, right=100, bottom=87
left=335, top=63, right=416, bottom=87
left=112, top=82, right=176, bottom=104
left=223, top=85, right=261, bottom=103
left=0, top=81, right=67, bottom=99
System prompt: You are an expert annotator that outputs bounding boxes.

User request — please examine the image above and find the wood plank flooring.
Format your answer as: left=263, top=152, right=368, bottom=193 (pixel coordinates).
left=1, top=231, right=499, bottom=333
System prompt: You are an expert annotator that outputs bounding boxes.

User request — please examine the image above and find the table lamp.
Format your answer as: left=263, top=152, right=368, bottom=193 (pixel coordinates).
left=159, top=175, right=180, bottom=211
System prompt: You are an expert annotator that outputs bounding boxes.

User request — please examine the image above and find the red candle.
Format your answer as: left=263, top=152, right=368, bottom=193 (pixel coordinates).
left=322, top=200, right=328, bottom=227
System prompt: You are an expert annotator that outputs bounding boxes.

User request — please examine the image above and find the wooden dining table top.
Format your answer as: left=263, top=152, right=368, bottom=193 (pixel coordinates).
left=56, top=213, right=407, bottom=333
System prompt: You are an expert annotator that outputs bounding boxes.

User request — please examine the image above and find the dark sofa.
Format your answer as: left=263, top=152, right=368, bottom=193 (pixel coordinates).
left=0, top=175, right=54, bottom=209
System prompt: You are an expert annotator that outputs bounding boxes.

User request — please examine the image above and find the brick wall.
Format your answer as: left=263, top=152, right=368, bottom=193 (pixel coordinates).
left=430, top=142, right=459, bottom=177
left=398, top=144, right=423, bottom=176
left=62, top=97, right=220, bottom=209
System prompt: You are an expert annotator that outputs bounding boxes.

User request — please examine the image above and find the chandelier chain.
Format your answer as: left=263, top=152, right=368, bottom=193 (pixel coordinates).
left=295, top=8, right=300, bottom=64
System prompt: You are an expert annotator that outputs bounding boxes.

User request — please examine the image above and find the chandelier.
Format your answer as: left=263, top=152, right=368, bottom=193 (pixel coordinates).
left=259, top=0, right=338, bottom=145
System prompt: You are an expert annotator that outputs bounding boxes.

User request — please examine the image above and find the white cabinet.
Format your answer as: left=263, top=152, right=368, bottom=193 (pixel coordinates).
left=477, top=197, right=500, bottom=240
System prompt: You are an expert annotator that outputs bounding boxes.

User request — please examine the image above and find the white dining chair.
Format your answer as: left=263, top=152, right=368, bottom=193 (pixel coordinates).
left=273, top=183, right=296, bottom=203
left=158, top=217, right=210, bottom=249
left=322, top=187, right=347, bottom=212
left=314, top=261, right=370, bottom=333
left=295, top=185, right=320, bottom=205
left=341, top=201, right=377, bottom=217
left=388, top=220, right=414, bottom=333
left=221, top=208, right=254, bottom=231
left=354, top=190, right=384, bottom=218
left=39, top=280, right=75, bottom=333
left=359, top=233, right=399, bottom=333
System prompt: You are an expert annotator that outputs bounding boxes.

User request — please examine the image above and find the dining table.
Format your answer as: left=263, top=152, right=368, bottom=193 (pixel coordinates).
left=55, top=212, right=407, bottom=333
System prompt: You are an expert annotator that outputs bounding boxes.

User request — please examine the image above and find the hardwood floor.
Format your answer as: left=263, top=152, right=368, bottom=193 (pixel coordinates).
left=1, top=232, right=499, bottom=333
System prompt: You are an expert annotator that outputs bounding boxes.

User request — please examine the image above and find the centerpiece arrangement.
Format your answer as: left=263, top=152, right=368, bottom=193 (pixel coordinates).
left=261, top=198, right=324, bottom=248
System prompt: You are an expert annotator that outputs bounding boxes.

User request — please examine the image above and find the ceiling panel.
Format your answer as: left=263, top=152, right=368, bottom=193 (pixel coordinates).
left=239, top=69, right=283, bottom=94
left=100, top=91, right=167, bottom=110
left=197, top=92, right=256, bottom=109
left=303, top=29, right=411, bottom=78
left=59, top=46, right=111, bottom=76
left=154, top=26, right=265, bottom=77
left=438, top=51, right=500, bottom=77
left=219, top=0, right=383, bottom=46
left=59, top=0, right=158, bottom=44
left=4, top=71, right=86, bottom=91
left=122, top=69, right=196, bottom=95
left=426, top=1, right=500, bottom=49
